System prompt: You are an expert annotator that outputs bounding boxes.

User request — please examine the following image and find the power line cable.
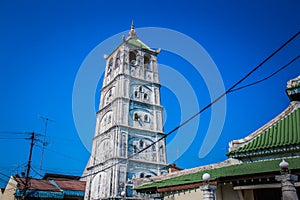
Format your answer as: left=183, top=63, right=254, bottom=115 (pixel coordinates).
left=34, top=165, right=84, bottom=174
left=229, top=55, right=300, bottom=93
left=82, top=31, right=300, bottom=178
left=0, top=172, right=14, bottom=179
left=0, top=131, right=32, bottom=135
left=30, top=167, right=43, bottom=178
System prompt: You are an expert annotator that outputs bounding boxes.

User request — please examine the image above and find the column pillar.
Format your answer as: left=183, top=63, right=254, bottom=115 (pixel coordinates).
left=275, top=160, right=299, bottom=200
left=200, top=173, right=216, bottom=200
left=200, top=185, right=216, bottom=200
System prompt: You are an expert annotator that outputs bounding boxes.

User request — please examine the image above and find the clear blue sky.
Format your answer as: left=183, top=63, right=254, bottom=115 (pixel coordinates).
left=0, top=0, right=299, bottom=187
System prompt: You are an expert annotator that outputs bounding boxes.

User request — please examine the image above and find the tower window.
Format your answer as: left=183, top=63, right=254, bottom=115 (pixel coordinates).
left=140, top=173, right=144, bottom=178
left=134, top=113, right=140, bottom=120
left=129, top=51, right=137, bottom=65
left=105, top=89, right=113, bottom=105
left=133, top=144, right=137, bottom=153
left=144, top=114, right=149, bottom=122
left=108, top=58, right=113, bottom=74
left=134, top=91, right=139, bottom=98
left=139, top=86, right=143, bottom=92
left=139, top=140, right=144, bottom=148
left=115, top=51, right=120, bottom=68
left=144, top=54, right=151, bottom=70
left=152, top=144, right=156, bottom=151
left=144, top=93, right=148, bottom=100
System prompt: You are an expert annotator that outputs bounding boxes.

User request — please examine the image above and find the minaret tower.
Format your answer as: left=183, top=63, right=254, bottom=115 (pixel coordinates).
left=83, top=22, right=167, bottom=199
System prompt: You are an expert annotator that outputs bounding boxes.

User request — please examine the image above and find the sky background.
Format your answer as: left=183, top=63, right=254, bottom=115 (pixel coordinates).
left=0, top=0, right=299, bottom=187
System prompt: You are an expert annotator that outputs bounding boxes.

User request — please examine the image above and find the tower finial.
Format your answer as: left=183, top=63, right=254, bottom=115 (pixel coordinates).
left=131, top=20, right=135, bottom=30
left=127, top=20, right=138, bottom=39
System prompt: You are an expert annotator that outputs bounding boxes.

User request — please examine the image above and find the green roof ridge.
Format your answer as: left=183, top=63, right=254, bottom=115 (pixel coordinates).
left=228, top=106, right=300, bottom=158
left=127, top=39, right=152, bottom=51
left=135, top=157, right=300, bottom=190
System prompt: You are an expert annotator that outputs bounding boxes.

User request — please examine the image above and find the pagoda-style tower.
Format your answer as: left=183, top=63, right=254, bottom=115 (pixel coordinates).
left=83, top=23, right=167, bottom=199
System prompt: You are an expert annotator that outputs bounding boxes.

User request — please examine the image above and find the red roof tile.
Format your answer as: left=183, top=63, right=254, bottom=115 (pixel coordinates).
left=16, top=178, right=60, bottom=191
left=43, top=173, right=81, bottom=180
left=55, top=180, right=86, bottom=191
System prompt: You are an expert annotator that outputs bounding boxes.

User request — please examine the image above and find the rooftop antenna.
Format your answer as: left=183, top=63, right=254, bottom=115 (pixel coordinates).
left=38, top=115, right=55, bottom=177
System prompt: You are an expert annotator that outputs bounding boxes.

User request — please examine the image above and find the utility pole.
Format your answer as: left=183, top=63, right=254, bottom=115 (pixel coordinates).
left=23, top=132, right=35, bottom=199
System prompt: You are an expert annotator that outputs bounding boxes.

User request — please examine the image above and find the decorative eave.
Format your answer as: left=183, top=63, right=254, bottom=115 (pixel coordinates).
left=125, top=38, right=160, bottom=55
left=286, top=75, right=300, bottom=101
left=135, top=157, right=300, bottom=194
left=228, top=144, right=300, bottom=159
left=228, top=101, right=300, bottom=153
left=287, top=75, right=300, bottom=89
left=134, top=159, right=240, bottom=191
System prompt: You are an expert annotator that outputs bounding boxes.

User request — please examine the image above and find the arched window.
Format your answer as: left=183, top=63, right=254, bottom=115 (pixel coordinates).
left=107, top=58, right=113, bottom=74
left=140, top=173, right=144, bottom=178
left=134, top=91, right=139, bottom=98
left=144, top=93, right=148, bottom=100
left=108, top=89, right=112, bottom=97
left=152, top=144, right=156, bottom=151
left=120, top=134, right=126, bottom=157
left=144, top=114, right=149, bottom=122
left=139, top=140, right=144, bottom=148
left=144, top=54, right=151, bottom=70
left=133, top=144, right=137, bottom=153
left=129, top=51, right=137, bottom=65
left=115, top=51, right=120, bottom=68
left=134, top=113, right=139, bottom=120
left=104, top=87, right=115, bottom=105
left=108, top=115, right=111, bottom=123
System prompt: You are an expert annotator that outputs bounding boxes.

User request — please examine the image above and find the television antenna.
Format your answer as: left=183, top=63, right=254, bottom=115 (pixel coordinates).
left=38, top=115, right=55, bottom=176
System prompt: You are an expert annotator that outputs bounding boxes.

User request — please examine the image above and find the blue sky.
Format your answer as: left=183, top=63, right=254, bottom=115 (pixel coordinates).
left=0, top=0, right=299, bottom=187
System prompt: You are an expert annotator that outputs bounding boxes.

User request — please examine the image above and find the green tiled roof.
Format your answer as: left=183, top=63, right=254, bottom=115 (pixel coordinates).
left=228, top=107, right=300, bottom=158
left=135, top=157, right=300, bottom=190
left=127, top=39, right=154, bottom=51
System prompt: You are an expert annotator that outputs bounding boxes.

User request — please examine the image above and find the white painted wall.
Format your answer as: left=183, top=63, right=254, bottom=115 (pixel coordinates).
left=161, top=184, right=245, bottom=200
left=0, top=176, right=17, bottom=200
left=164, top=188, right=203, bottom=200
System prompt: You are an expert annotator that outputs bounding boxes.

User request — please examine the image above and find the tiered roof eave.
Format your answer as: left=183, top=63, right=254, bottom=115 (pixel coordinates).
left=227, top=101, right=300, bottom=158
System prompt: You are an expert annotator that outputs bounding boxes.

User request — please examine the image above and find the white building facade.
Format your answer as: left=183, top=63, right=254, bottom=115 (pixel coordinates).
left=83, top=23, right=167, bottom=200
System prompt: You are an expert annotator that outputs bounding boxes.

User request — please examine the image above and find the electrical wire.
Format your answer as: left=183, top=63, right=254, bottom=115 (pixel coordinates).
left=81, top=31, right=300, bottom=179
left=229, top=55, right=300, bottom=93
left=38, top=167, right=83, bottom=174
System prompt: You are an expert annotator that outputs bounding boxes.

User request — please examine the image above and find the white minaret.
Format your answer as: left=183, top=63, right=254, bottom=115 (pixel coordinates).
left=83, top=22, right=167, bottom=199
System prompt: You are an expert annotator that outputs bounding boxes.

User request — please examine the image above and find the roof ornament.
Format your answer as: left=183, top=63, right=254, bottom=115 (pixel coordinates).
left=286, top=75, right=300, bottom=102
left=127, top=20, right=138, bottom=40
left=287, top=75, right=300, bottom=89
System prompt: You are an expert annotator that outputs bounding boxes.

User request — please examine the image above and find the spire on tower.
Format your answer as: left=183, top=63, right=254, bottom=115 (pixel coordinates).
left=127, top=20, right=138, bottom=39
